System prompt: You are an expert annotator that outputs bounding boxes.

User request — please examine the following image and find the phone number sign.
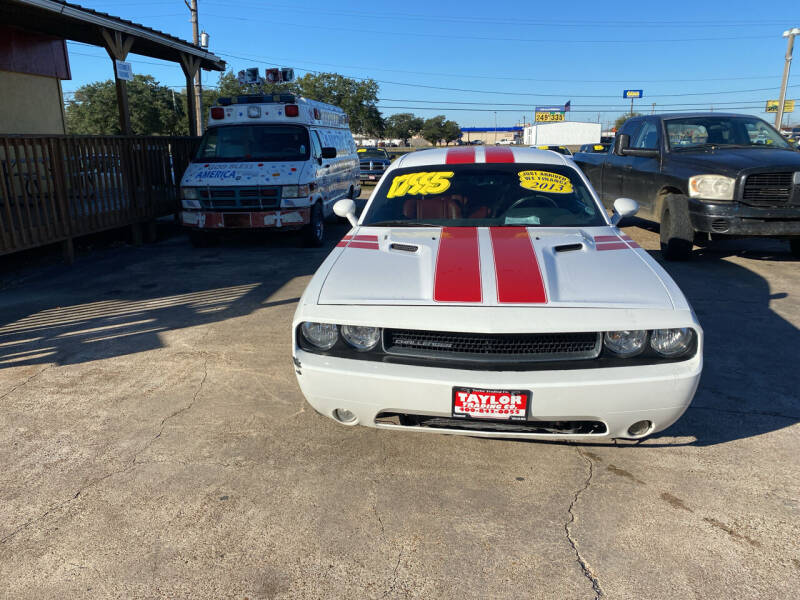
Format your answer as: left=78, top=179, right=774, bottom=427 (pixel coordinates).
left=535, top=112, right=565, bottom=122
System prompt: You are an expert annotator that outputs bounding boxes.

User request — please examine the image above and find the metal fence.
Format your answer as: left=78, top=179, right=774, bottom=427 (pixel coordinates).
left=0, top=135, right=198, bottom=257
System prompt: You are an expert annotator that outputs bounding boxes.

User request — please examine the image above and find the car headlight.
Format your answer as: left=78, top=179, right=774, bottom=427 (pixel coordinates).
left=604, top=330, right=647, bottom=357
left=650, top=328, right=694, bottom=357
left=688, top=175, right=735, bottom=201
left=283, top=184, right=311, bottom=198
left=341, top=325, right=381, bottom=351
left=181, top=187, right=198, bottom=200
left=300, top=322, right=338, bottom=350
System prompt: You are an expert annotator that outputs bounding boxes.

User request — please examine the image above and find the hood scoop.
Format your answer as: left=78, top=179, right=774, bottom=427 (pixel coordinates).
left=554, top=243, right=584, bottom=253
left=390, top=242, right=420, bottom=253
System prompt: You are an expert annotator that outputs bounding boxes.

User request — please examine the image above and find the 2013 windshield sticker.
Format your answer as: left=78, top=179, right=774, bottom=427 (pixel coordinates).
left=386, top=171, right=454, bottom=198
left=518, top=170, right=573, bottom=194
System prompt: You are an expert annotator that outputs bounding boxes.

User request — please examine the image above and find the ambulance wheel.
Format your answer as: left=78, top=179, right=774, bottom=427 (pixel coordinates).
left=304, top=202, right=325, bottom=247
left=188, top=230, right=217, bottom=248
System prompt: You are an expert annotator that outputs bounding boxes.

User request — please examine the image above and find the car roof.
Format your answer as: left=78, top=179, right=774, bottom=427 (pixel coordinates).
left=394, top=146, right=568, bottom=169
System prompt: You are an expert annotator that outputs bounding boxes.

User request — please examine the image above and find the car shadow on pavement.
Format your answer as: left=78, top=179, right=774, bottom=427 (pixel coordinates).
left=0, top=223, right=352, bottom=368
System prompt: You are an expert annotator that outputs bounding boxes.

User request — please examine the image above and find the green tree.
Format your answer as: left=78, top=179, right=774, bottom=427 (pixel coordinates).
left=66, top=74, right=184, bottom=135
left=384, top=113, right=424, bottom=146
left=614, top=112, right=642, bottom=131
left=442, top=119, right=462, bottom=145
left=421, top=115, right=447, bottom=146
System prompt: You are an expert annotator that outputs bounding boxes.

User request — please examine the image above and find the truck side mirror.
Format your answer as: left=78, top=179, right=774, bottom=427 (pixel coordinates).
left=614, top=134, right=630, bottom=155
left=321, top=147, right=337, bottom=159
left=611, top=197, right=639, bottom=226
left=333, top=198, right=358, bottom=227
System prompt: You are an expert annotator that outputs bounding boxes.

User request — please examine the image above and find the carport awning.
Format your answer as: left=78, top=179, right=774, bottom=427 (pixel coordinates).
left=0, top=0, right=225, bottom=71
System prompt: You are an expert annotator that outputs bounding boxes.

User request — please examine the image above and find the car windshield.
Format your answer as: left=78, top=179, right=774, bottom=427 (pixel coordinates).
left=358, top=148, right=389, bottom=159
left=362, top=163, right=605, bottom=228
left=666, top=117, right=790, bottom=150
left=195, top=124, right=310, bottom=162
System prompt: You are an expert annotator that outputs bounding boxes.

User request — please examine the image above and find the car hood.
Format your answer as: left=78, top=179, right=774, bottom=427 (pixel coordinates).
left=317, top=226, right=675, bottom=309
left=668, top=148, right=800, bottom=176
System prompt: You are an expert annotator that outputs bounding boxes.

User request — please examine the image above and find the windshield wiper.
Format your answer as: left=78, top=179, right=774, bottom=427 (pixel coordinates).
left=368, top=220, right=440, bottom=227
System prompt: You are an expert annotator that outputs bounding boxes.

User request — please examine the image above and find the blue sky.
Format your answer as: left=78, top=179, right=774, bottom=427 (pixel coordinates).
left=64, top=0, right=799, bottom=130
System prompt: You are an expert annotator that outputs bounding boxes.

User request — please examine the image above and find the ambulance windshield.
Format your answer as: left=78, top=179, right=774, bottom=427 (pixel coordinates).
left=195, top=124, right=310, bottom=162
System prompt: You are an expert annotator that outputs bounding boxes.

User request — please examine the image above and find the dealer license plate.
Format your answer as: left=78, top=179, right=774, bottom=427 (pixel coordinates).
left=452, top=387, right=530, bottom=421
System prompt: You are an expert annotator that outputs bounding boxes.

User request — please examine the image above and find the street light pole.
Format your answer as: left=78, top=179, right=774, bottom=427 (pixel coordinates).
left=776, top=27, right=800, bottom=130
left=494, top=111, right=497, bottom=144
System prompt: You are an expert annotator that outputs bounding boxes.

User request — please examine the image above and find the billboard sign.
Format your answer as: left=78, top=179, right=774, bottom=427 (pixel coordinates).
left=766, top=99, right=795, bottom=113
left=534, top=105, right=565, bottom=123
left=623, top=89, right=643, bottom=99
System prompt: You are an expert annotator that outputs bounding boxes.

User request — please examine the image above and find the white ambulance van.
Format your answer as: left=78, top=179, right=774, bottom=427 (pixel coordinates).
left=179, top=93, right=361, bottom=246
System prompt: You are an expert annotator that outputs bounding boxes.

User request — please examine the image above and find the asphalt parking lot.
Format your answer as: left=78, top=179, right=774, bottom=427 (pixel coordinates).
left=1, top=202, right=798, bottom=598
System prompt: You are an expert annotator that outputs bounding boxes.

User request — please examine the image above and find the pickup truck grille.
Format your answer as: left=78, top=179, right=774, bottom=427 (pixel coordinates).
left=742, top=172, right=793, bottom=203
left=383, top=329, right=601, bottom=362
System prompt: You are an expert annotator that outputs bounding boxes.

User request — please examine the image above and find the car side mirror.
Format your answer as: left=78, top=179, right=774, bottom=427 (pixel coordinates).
left=333, top=198, right=358, bottom=227
left=611, top=197, right=639, bottom=225
left=614, top=134, right=629, bottom=155
left=321, top=147, right=337, bottom=159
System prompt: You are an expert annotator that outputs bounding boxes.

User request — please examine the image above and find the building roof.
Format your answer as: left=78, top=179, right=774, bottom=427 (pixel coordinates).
left=0, top=0, right=225, bottom=71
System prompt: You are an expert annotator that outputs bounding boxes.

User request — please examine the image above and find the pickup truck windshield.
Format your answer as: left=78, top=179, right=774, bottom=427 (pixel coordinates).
left=195, top=124, right=310, bottom=162
left=363, top=163, right=605, bottom=228
left=357, top=148, right=390, bottom=159
left=666, top=117, right=790, bottom=151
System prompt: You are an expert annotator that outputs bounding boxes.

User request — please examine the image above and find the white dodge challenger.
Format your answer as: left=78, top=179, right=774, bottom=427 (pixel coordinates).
left=292, top=146, right=702, bottom=440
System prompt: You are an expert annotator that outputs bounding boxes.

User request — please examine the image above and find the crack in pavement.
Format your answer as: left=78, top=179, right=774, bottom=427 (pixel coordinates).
left=1, top=356, right=210, bottom=546
left=565, top=446, right=604, bottom=599
left=0, top=364, right=52, bottom=401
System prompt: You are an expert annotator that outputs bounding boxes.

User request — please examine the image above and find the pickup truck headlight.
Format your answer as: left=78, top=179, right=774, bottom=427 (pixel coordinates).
left=283, top=184, right=311, bottom=198
left=688, top=175, right=735, bottom=201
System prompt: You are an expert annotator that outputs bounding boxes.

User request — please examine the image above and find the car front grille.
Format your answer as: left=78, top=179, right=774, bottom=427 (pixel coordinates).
left=383, top=329, right=601, bottom=362
left=199, top=186, right=281, bottom=210
left=359, top=161, right=387, bottom=171
left=742, top=172, right=793, bottom=203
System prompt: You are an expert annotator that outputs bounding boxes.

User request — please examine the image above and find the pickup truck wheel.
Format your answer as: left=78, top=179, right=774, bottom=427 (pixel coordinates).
left=304, top=202, right=325, bottom=247
left=660, top=195, right=694, bottom=261
left=790, top=238, right=800, bottom=258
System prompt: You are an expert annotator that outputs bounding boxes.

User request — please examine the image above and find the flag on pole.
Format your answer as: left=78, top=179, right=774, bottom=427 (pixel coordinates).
left=564, top=100, right=571, bottom=112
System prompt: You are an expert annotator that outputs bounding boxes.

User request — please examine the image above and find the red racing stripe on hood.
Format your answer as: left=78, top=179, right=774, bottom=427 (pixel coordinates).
left=484, top=146, right=515, bottom=163
left=445, top=147, right=476, bottom=164
left=434, top=227, right=482, bottom=302
left=490, top=227, right=547, bottom=303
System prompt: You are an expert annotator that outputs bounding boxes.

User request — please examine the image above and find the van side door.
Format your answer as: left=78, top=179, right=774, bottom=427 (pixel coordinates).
left=309, top=129, right=331, bottom=206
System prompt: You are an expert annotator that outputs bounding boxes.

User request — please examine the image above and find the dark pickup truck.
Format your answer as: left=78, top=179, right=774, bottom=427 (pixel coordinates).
left=573, top=113, right=800, bottom=259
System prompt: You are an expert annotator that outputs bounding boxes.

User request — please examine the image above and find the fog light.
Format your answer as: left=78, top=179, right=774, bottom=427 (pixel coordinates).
left=333, top=408, right=357, bottom=424
left=627, top=420, right=652, bottom=437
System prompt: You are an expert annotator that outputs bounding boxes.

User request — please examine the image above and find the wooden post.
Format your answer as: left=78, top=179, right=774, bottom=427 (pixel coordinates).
left=180, top=53, right=202, bottom=137
left=101, top=29, right=135, bottom=135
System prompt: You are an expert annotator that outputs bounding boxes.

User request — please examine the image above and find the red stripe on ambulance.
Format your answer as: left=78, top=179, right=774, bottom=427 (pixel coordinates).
left=445, top=147, right=476, bottom=164
left=484, top=147, right=515, bottom=163
left=490, top=227, right=547, bottom=303
left=434, top=227, right=482, bottom=302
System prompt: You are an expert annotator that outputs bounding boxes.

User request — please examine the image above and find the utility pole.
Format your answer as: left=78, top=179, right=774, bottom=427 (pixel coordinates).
left=651, top=103, right=655, bottom=114
left=494, top=111, right=497, bottom=144
left=777, top=28, right=800, bottom=130
left=186, top=0, right=203, bottom=135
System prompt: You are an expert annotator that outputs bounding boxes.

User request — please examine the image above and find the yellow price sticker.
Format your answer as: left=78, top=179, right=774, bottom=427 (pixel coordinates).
left=386, top=171, right=454, bottom=198
left=593, top=145, right=605, bottom=151
left=357, top=148, right=367, bottom=152
left=518, top=170, right=573, bottom=194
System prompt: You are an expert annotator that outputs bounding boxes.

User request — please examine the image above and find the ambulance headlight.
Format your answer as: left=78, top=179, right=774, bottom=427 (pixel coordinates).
left=341, top=325, right=381, bottom=351
left=181, top=187, right=198, bottom=200
left=300, top=322, right=338, bottom=350
left=283, top=184, right=311, bottom=198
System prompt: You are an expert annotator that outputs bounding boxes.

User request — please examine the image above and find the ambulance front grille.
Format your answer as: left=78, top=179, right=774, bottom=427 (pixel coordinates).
left=383, top=329, right=601, bottom=362
left=199, top=186, right=280, bottom=210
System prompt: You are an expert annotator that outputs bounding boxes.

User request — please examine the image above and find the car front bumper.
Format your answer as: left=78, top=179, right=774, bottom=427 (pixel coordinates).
left=689, top=199, right=800, bottom=236
left=294, top=349, right=702, bottom=440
